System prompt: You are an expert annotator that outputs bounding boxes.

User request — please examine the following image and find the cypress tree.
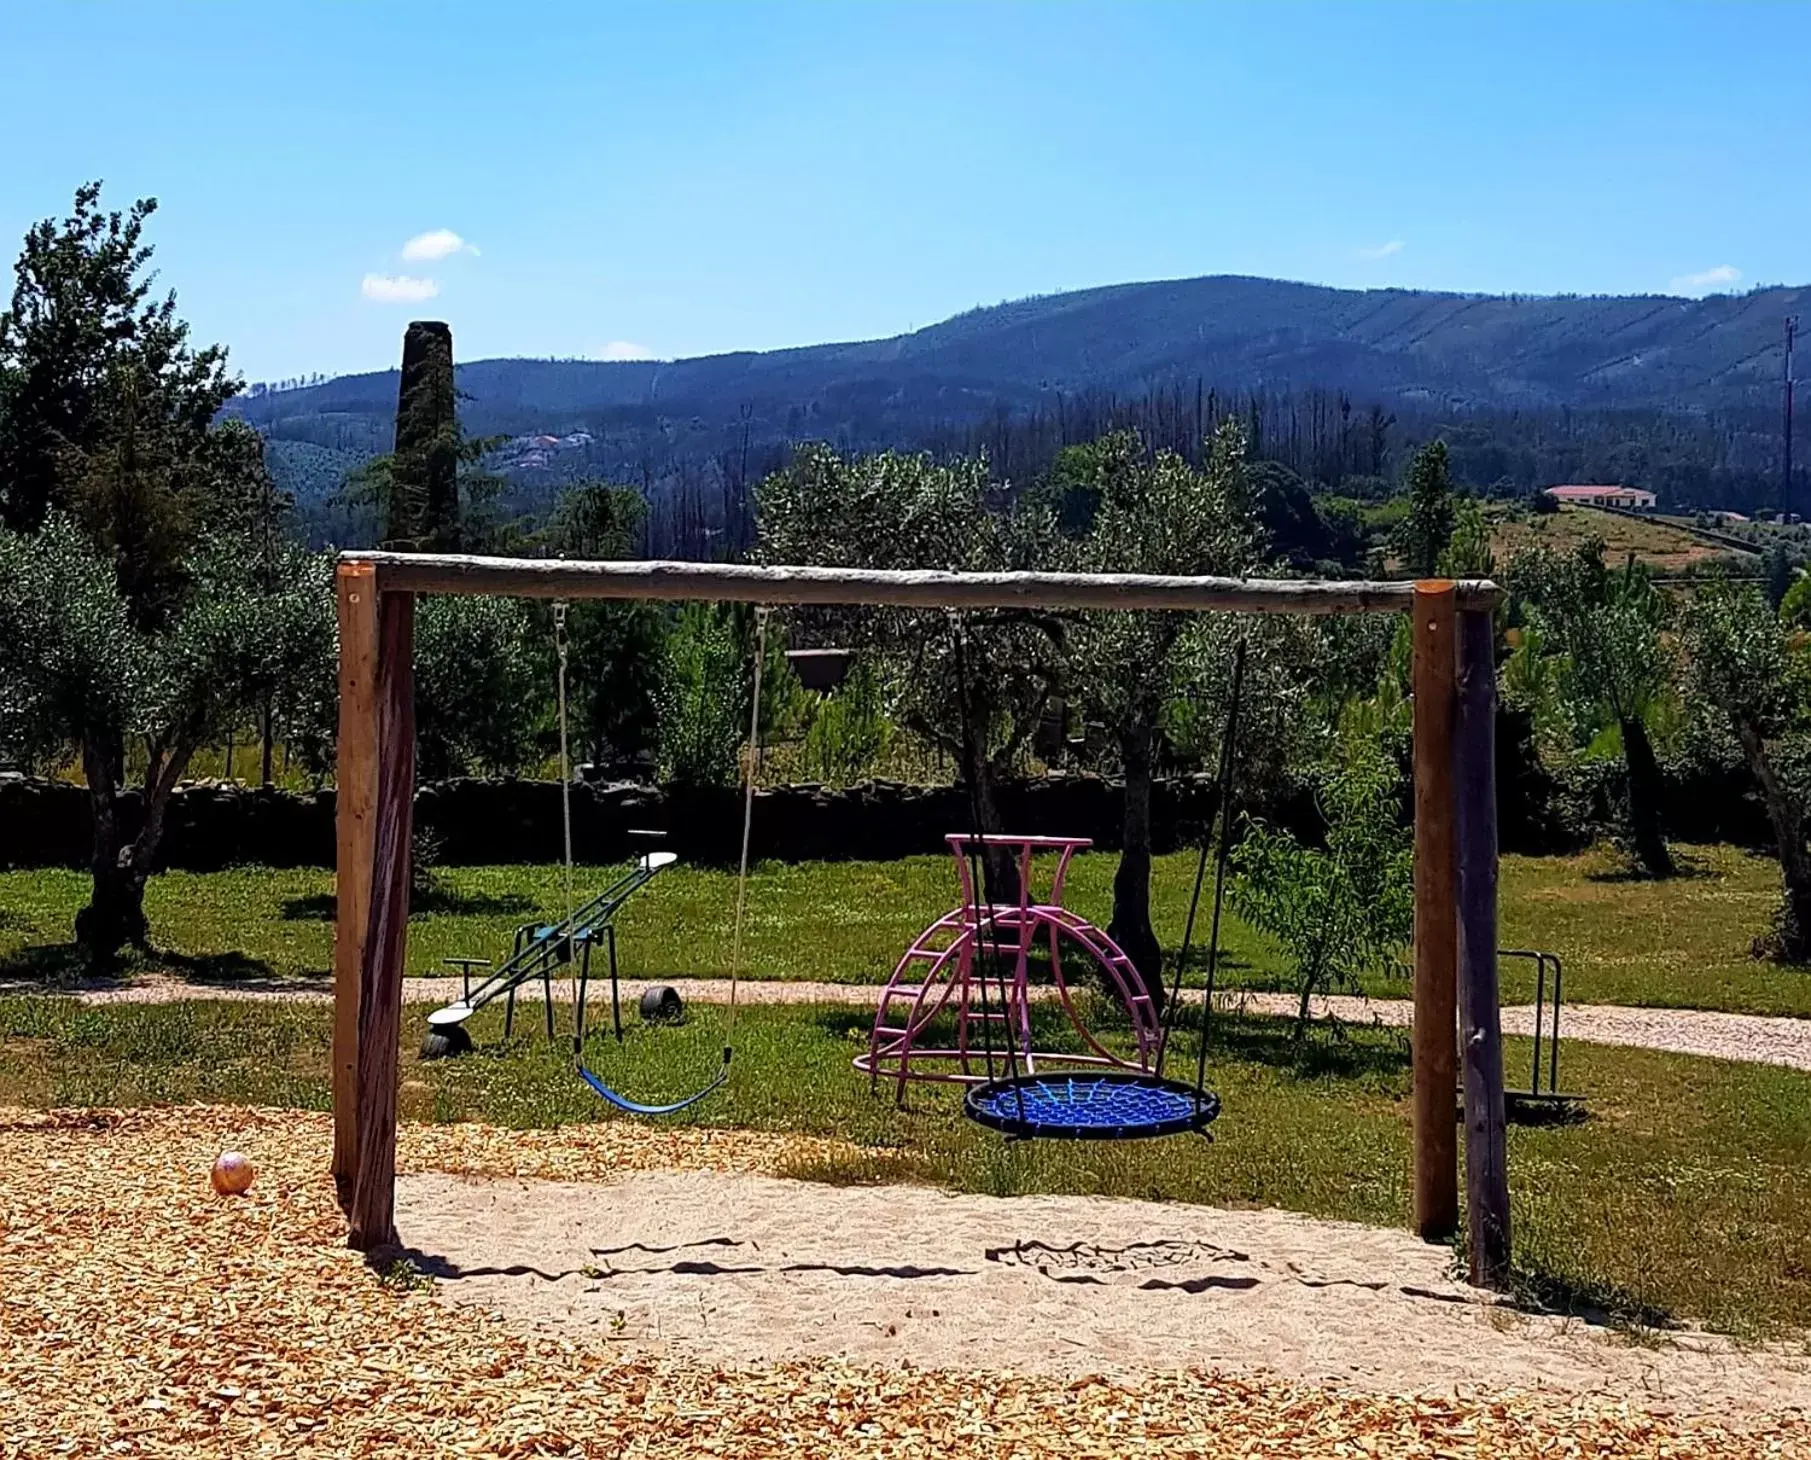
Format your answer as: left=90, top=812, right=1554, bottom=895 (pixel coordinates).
left=1399, top=440, right=1456, bottom=577
left=390, top=320, right=458, bottom=549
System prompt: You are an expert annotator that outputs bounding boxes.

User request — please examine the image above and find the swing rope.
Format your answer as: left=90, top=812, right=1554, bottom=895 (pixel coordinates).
left=723, top=606, right=769, bottom=1062
left=1155, top=637, right=1245, bottom=1087
left=948, top=612, right=1026, bottom=1124
left=1194, top=639, right=1246, bottom=1101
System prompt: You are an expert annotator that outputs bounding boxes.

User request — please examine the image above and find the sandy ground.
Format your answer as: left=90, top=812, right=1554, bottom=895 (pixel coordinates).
left=12, top=969, right=1811, bottom=1073
left=397, top=1167, right=1811, bottom=1421
left=2, top=1106, right=1807, bottom=1456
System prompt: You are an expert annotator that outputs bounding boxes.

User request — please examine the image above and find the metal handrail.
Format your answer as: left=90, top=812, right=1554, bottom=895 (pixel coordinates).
left=1498, top=948, right=1564, bottom=1095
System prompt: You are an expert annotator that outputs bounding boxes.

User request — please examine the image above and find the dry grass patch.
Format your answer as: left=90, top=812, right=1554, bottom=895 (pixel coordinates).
left=1490, top=503, right=1742, bottom=573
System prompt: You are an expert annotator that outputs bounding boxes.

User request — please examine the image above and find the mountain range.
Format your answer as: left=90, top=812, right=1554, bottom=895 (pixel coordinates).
left=229, top=273, right=1808, bottom=534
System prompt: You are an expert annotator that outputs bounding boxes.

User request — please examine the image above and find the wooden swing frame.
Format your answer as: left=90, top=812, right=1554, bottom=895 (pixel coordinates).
left=331, top=552, right=1509, bottom=1285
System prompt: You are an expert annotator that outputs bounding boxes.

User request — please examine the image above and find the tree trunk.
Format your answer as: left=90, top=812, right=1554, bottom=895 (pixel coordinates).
left=953, top=684, right=1019, bottom=907
left=1619, top=714, right=1674, bottom=877
left=1108, top=718, right=1165, bottom=1008
left=1295, top=954, right=1318, bottom=1036
left=74, top=731, right=198, bottom=964
left=74, top=732, right=148, bottom=961
left=1734, top=717, right=1811, bottom=962
left=962, top=740, right=1020, bottom=906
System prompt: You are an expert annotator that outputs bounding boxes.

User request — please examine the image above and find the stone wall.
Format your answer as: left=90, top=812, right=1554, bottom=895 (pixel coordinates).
left=0, top=752, right=1772, bottom=873
left=0, top=772, right=1234, bottom=871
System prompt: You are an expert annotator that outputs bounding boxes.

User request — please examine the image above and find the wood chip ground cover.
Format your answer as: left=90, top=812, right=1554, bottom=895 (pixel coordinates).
left=0, top=1106, right=1804, bottom=1458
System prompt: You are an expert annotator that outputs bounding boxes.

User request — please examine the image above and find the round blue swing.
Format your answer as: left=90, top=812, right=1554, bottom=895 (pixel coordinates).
left=950, top=627, right=1246, bottom=1146
left=964, top=1072, right=1221, bottom=1142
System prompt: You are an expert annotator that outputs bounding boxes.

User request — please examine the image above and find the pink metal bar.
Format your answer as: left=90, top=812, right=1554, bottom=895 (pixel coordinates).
left=856, top=833, right=1160, bottom=1094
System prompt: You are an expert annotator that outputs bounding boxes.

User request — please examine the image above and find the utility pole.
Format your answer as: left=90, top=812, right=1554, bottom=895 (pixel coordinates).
left=1786, top=316, right=1799, bottom=520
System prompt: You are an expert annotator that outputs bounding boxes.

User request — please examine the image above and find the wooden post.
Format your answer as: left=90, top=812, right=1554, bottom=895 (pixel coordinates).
left=1411, top=580, right=1459, bottom=1241
left=1457, top=607, right=1511, bottom=1287
left=331, top=564, right=379, bottom=1209
left=347, top=589, right=415, bottom=1252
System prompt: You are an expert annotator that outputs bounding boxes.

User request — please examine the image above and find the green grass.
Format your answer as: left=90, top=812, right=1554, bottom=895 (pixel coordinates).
left=0, top=854, right=1292, bottom=989
left=0, top=992, right=1806, bottom=1339
left=5, top=841, right=1810, bottom=1015
left=5, top=840, right=1807, bottom=1338
left=1494, top=843, right=1811, bottom=1014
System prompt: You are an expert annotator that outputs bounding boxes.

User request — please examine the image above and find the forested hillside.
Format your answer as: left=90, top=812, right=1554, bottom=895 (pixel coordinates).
left=229, top=273, right=1809, bottom=550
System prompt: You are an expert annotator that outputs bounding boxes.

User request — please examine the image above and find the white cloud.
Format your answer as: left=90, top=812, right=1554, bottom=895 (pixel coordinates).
left=1669, top=264, right=1741, bottom=295
left=599, top=340, right=654, bottom=361
left=401, top=228, right=478, bottom=262
left=1359, top=239, right=1404, bottom=260
left=361, top=273, right=440, bottom=304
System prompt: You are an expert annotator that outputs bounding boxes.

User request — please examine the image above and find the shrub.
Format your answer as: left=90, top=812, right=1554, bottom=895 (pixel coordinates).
left=1229, top=741, right=1413, bottom=1029
left=800, top=659, right=895, bottom=786
left=658, top=604, right=750, bottom=789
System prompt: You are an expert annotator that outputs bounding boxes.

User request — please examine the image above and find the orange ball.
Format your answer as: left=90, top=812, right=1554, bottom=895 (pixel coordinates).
left=211, top=1150, right=256, bottom=1196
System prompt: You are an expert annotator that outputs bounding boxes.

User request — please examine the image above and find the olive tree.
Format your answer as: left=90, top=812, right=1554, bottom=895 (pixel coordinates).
left=0, top=183, right=336, bottom=958
left=1230, top=739, right=1414, bottom=1032
left=757, top=444, right=1061, bottom=892
left=0, top=517, right=332, bottom=955
left=1682, top=581, right=1811, bottom=962
left=1060, top=421, right=1261, bottom=994
left=1509, top=538, right=1675, bottom=876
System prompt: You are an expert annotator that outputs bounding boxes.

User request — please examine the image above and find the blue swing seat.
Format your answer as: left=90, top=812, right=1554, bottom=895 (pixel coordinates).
left=576, top=1051, right=730, bottom=1117
left=964, top=1071, right=1221, bottom=1141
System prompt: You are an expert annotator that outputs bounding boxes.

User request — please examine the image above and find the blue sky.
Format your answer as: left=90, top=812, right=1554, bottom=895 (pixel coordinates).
left=3, top=1, right=1807, bottom=382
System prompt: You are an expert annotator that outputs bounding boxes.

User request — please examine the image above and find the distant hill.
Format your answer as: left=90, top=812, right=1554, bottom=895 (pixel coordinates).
left=230, top=273, right=1808, bottom=543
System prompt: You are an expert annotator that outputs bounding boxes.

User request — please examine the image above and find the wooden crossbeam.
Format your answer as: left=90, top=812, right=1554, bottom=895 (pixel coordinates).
left=342, top=551, right=1504, bottom=615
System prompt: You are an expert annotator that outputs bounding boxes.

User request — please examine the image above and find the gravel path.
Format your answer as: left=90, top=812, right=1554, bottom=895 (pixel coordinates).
left=7, top=971, right=1811, bottom=1073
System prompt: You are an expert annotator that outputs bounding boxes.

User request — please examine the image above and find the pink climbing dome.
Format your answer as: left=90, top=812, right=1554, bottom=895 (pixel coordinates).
left=856, top=834, right=1161, bottom=1099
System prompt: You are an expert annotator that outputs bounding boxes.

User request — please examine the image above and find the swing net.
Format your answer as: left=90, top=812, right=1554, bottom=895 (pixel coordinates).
left=951, top=635, right=1245, bottom=1143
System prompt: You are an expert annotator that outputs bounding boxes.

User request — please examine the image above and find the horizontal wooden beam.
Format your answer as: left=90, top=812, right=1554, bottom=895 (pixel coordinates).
left=341, top=552, right=1504, bottom=615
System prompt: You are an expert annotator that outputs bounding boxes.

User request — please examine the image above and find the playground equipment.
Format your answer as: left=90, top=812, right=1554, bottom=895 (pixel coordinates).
left=420, top=847, right=678, bottom=1058
left=330, top=553, right=1509, bottom=1286
left=856, top=833, right=1164, bottom=1095
left=1497, top=948, right=1584, bottom=1123
left=558, top=602, right=761, bottom=1117
left=422, top=598, right=762, bottom=1119
left=953, top=635, right=1243, bottom=1144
